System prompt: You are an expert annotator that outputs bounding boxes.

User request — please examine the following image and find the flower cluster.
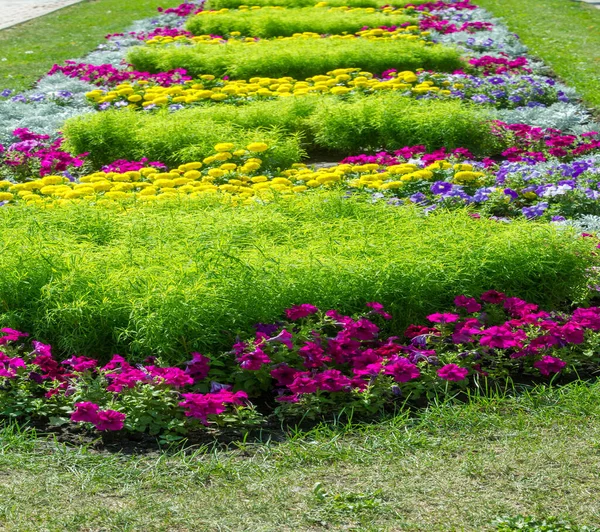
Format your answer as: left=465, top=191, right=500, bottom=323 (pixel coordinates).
left=0, top=129, right=86, bottom=183
left=0, top=332, right=252, bottom=435
left=3, top=290, right=600, bottom=432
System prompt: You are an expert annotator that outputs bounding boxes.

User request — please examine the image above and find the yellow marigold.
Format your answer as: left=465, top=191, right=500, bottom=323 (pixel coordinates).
left=246, top=142, right=269, bottom=152
left=0, top=192, right=14, bottom=201
left=214, top=142, right=235, bottom=152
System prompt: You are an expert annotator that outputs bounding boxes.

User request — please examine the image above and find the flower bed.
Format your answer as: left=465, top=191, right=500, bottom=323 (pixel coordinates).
left=2, top=0, right=600, bottom=438
left=2, top=291, right=600, bottom=435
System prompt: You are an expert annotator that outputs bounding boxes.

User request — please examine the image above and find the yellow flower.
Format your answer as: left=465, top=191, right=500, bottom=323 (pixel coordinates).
left=0, top=192, right=14, bottom=201
left=246, top=142, right=269, bottom=152
left=214, top=142, right=235, bottom=152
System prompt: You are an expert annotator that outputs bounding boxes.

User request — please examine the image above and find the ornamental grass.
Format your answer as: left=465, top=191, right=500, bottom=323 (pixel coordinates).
left=186, top=7, right=416, bottom=38
left=127, top=37, right=464, bottom=80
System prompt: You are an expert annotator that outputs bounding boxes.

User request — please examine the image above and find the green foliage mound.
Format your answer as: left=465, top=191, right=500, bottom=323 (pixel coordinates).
left=127, top=38, right=464, bottom=80
left=0, top=195, right=593, bottom=362
left=64, top=95, right=496, bottom=167
left=186, top=8, right=415, bottom=38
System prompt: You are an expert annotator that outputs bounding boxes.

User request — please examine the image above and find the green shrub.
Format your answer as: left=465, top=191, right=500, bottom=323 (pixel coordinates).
left=186, top=7, right=415, bottom=38
left=63, top=95, right=496, bottom=166
left=207, top=0, right=429, bottom=8
left=0, top=195, right=594, bottom=362
left=63, top=111, right=304, bottom=168
left=127, top=38, right=464, bottom=79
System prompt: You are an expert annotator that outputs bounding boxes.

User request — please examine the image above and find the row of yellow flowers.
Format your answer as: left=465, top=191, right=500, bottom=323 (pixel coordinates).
left=146, top=26, right=431, bottom=46
left=86, top=68, right=452, bottom=107
left=0, top=143, right=486, bottom=207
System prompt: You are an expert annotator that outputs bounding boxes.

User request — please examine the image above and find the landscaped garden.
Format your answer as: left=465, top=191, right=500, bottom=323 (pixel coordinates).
left=1, top=0, right=600, bottom=529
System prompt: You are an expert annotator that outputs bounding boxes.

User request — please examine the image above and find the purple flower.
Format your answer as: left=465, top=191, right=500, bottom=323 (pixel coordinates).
left=430, top=181, right=453, bottom=195
left=383, top=356, right=420, bottom=383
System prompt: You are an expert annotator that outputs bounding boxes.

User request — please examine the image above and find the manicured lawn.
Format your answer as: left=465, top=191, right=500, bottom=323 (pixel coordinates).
left=1, top=381, right=600, bottom=530
left=0, top=0, right=181, bottom=92
left=477, top=0, right=600, bottom=109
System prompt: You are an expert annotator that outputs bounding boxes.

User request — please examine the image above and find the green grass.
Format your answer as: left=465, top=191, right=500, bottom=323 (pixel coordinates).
left=127, top=38, right=464, bottom=80
left=0, top=194, right=593, bottom=362
left=0, top=0, right=182, bottom=92
left=207, top=0, right=429, bottom=8
left=186, top=7, right=416, bottom=38
left=475, top=0, right=600, bottom=110
left=63, top=95, right=496, bottom=166
left=1, top=380, right=600, bottom=530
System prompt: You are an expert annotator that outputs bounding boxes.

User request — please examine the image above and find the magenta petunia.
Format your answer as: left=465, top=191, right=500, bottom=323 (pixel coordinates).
left=70, top=402, right=100, bottom=424
left=479, top=325, right=526, bottom=349
left=454, top=295, right=482, bottom=313
left=384, top=356, right=420, bottom=383
left=437, top=364, right=469, bottom=382
left=94, top=409, right=126, bottom=431
left=288, top=372, right=318, bottom=395
left=315, top=369, right=352, bottom=392
left=185, top=352, right=211, bottom=381
left=480, top=290, right=506, bottom=304
left=533, top=355, right=566, bottom=376
left=285, top=304, right=319, bottom=321
left=427, top=313, right=460, bottom=324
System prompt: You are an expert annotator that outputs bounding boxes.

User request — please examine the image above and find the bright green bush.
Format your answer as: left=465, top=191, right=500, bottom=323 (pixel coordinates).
left=207, top=0, right=429, bottom=8
left=186, top=8, right=415, bottom=38
left=63, top=95, right=496, bottom=166
left=63, top=111, right=305, bottom=168
left=0, top=195, right=594, bottom=362
left=127, top=38, right=464, bottom=79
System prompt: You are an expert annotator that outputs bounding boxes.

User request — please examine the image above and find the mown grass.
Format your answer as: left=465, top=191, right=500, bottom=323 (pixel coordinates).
left=0, top=194, right=594, bottom=362
left=0, top=0, right=181, bottom=92
left=186, top=7, right=415, bottom=38
left=64, top=95, right=496, bottom=167
left=127, top=38, right=464, bottom=80
left=1, top=380, right=600, bottom=530
left=207, top=0, right=429, bottom=8
left=476, top=0, right=600, bottom=110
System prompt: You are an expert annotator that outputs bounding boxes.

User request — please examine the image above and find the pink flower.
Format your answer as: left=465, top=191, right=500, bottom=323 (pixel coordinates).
left=366, top=302, right=392, bottom=320
left=427, top=313, right=460, bottom=324
left=533, top=355, right=566, bottom=376
left=266, top=329, right=294, bottom=349
left=342, top=318, right=380, bottom=340
left=0, top=328, right=28, bottom=345
left=70, top=402, right=100, bottom=424
left=384, top=356, right=420, bottom=383
left=298, top=341, right=328, bottom=369
left=288, top=372, right=318, bottom=395
left=32, top=341, right=52, bottom=357
left=179, top=390, right=248, bottom=425
left=62, top=356, right=97, bottom=372
left=437, top=364, right=469, bottom=382
left=285, top=304, right=319, bottom=321
left=102, top=354, right=132, bottom=371
left=479, top=325, right=526, bottom=349
left=106, top=368, right=150, bottom=392
left=454, top=295, right=482, bottom=313
left=572, top=307, right=600, bottom=331
left=95, top=409, right=126, bottom=431
left=270, top=364, right=299, bottom=386
left=480, top=290, right=506, bottom=304
left=237, top=346, right=271, bottom=370
left=315, top=369, right=352, bottom=392
left=147, top=366, right=194, bottom=388
left=185, top=352, right=210, bottom=381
